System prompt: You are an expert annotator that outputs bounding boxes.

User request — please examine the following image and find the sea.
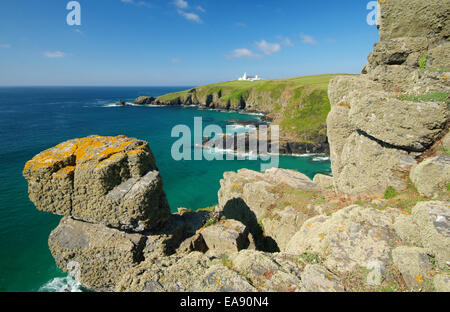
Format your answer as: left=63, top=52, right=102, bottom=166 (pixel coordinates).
left=0, top=86, right=331, bottom=292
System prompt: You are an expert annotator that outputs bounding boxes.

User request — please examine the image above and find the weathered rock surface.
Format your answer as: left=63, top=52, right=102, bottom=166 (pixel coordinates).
left=411, top=201, right=450, bottom=268
left=262, top=206, right=309, bottom=251
left=200, top=220, right=251, bottom=255
left=49, top=217, right=146, bottom=291
left=116, top=252, right=218, bottom=292
left=23, top=135, right=170, bottom=232
left=410, top=154, right=450, bottom=199
left=334, top=132, right=416, bottom=195
left=393, top=214, right=423, bottom=246
left=134, top=96, right=156, bottom=105
left=286, top=205, right=401, bottom=274
left=433, top=273, right=450, bottom=292
left=392, top=246, right=433, bottom=290
left=313, top=174, right=333, bottom=190
left=348, top=92, right=448, bottom=151
left=366, top=260, right=385, bottom=286
left=443, top=132, right=450, bottom=151
left=378, top=0, right=450, bottom=42
left=217, top=168, right=318, bottom=251
left=394, top=201, right=450, bottom=270
left=230, top=250, right=304, bottom=292
left=193, top=265, right=257, bottom=292
left=301, top=264, right=345, bottom=292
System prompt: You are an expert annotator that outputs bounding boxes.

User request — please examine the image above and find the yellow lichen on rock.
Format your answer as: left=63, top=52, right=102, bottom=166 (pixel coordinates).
left=23, top=135, right=141, bottom=175
left=53, top=165, right=75, bottom=178
left=23, top=135, right=170, bottom=232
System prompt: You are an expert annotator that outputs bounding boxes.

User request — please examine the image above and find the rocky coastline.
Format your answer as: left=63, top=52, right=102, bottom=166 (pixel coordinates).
left=131, top=75, right=335, bottom=156
left=23, top=0, right=449, bottom=292
left=133, top=98, right=331, bottom=156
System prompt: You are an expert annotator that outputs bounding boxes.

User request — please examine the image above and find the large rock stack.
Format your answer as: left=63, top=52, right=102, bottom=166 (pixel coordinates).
left=327, top=0, right=449, bottom=197
left=23, top=135, right=173, bottom=290
left=23, top=135, right=170, bottom=231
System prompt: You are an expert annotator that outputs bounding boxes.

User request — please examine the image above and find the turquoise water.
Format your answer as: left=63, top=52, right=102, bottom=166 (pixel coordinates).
left=0, top=87, right=331, bottom=292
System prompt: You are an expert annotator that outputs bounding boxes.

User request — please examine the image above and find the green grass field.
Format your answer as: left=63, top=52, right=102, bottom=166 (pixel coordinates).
left=157, top=74, right=352, bottom=143
left=158, top=74, right=341, bottom=102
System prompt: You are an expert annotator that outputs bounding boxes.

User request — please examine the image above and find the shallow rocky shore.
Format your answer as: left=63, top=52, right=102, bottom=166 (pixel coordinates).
left=23, top=0, right=449, bottom=292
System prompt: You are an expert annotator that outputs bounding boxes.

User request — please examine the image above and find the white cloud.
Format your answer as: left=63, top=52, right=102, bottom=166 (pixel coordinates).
left=174, top=1, right=204, bottom=23
left=0, top=44, right=11, bottom=49
left=300, top=34, right=317, bottom=45
left=256, top=40, right=281, bottom=55
left=177, top=10, right=202, bottom=23
left=174, top=0, right=188, bottom=9
left=235, top=22, right=247, bottom=28
left=44, top=51, right=65, bottom=58
left=121, top=0, right=152, bottom=8
left=227, top=48, right=258, bottom=59
left=171, top=58, right=181, bottom=63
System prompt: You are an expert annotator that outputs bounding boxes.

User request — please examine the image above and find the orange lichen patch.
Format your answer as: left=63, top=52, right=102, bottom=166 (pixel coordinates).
left=23, top=135, right=139, bottom=173
left=23, top=141, right=77, bottom=172
left=338, top=103, right=351, bottom=109
left=74, top=136, right=134, bottom=164
left=262, top=270, right=274, bottom=279
left=53, top=166, right=75, bottom=178
left=416, top=275, right=424, bottom=283
left=127, top=149, right=146, bottom=157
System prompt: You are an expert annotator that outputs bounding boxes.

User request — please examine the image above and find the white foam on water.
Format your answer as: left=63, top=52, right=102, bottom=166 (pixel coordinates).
left=238, top=111, right=264, bottom=116
left=312, top=156, right=330, bottom=162
left=102, top=103, right=122, bottom=107
left=144, top=104, right=168, bottom=107
left=288, top=153, right=316, bottom=157
left=39, top=275, right=83, bottom=293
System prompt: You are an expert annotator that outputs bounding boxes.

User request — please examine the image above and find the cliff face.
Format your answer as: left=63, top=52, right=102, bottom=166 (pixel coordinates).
left=327, top=0, right=449, bottom=196
left=137, top=74, right=340, bottom=151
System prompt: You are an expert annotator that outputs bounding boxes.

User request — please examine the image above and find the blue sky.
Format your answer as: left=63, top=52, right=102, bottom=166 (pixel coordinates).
left=0, top=0, right=380, bottom=86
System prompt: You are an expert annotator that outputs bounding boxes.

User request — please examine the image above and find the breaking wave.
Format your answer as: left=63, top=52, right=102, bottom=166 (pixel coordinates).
left=39, top=275, right=83, bottom=292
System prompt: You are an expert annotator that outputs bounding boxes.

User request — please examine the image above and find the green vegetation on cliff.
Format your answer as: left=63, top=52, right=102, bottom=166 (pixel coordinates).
left=155, top=74, right=349, bottom=143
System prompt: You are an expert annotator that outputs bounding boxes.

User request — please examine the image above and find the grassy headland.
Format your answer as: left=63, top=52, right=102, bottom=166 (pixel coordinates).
left=142, top=74, right=352, bottom=146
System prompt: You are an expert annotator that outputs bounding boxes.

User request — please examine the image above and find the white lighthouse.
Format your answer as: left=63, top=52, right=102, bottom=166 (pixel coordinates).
left=238, top=72, right=262, bottom=81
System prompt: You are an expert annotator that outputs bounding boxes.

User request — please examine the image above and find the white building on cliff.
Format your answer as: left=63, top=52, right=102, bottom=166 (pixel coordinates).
left=238, top=72, right=263, bottom=81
